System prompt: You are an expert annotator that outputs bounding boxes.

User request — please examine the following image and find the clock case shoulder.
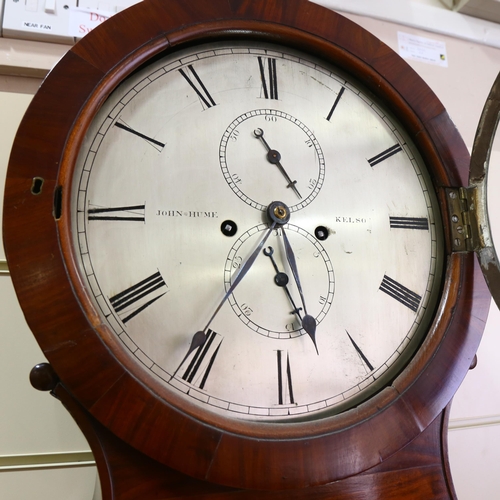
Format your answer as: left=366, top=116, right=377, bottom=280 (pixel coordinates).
left=2, top=0, right=490, bottom=492
left=47, top=372, right=459, bottom=500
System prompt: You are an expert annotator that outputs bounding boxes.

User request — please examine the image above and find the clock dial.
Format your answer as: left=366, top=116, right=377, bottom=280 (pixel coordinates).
left=70, top=41, right=443, bottom=421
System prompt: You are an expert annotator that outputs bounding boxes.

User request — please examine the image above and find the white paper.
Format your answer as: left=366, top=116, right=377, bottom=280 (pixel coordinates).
left=398, top=31, right=448, bottom=67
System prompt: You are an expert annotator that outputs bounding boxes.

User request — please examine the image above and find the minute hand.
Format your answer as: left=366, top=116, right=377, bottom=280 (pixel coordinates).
left=172, top=220, right=277, bottom=380
left=204, top=220, right=277, bottom=332
left=282, top=227, right=319, bottom=354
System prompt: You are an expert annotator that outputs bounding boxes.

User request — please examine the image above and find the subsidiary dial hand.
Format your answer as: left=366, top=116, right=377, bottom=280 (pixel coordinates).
left=281, top=227, right=319, bottom=354
left=253, top=128, right=302, bottom=199
left=263, top=246, right=303, bottom=318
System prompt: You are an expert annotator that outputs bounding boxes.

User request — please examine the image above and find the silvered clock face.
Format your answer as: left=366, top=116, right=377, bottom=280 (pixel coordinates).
left=70, top=41, right=443, bottom=421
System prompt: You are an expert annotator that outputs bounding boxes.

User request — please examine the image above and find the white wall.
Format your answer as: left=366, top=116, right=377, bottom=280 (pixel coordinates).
left=0, top=4, right=499, bottom=499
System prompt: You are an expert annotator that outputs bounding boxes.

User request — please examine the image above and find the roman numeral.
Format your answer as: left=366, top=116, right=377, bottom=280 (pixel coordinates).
left=182, top=329, right=222, bottom=390
left=326, top=86, right=345, bottom=121
left=346, top=331, right=374, bottom=372
left=379, top=275, right=421, bottom=312
left=179, top=65, right=217, bottom=109
left=114, top=121, right=165, bottom=150
left=109, top=271, right=167, bottom=323
left=368, top=144, right=403, bottom=167
left=88, top=204, right=145, bottom=222
left=277, top=350, right=294, bottom=405
left=258, top=56, right=278, bottom=100
left=389, top=216, right=429, bottom=230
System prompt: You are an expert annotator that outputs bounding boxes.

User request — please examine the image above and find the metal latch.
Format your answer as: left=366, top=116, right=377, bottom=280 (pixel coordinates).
left=446, top=185, right=485, bottom=253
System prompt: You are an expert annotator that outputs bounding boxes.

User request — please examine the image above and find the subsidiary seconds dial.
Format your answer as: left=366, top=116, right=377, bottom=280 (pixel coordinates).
left=220, top=110, right=325, bottom=211
left=225, top=223, right=334, bottom=338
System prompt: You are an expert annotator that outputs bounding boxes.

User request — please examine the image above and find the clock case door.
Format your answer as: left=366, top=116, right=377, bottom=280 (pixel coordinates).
left=2, top=0, right=491, bottom=494
left=468, top=70, right=500, bottom=308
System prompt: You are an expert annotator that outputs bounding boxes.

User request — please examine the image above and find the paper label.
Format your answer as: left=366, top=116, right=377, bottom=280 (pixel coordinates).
left=22, top=21, right=54, bottom=32
left=68, top=7, right=114, bottom=37
left=398, top=31, right=448, bottom=67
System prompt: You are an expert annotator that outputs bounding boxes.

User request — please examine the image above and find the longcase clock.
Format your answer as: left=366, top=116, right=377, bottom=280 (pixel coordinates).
left=3, top=0, right=498, bottom=498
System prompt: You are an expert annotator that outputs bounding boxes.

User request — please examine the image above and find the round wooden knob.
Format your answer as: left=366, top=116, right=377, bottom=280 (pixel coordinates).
left=469, top=355, right=478, bottom=370
left=29, top=363, right=59, bottom=391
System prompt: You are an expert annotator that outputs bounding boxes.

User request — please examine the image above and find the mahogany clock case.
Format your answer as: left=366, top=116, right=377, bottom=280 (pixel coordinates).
left=2, top=0, right=490, bottom=492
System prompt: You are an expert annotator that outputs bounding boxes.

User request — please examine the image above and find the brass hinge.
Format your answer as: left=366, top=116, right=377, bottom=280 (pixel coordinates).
left=446, top=183, right=491, bottom=253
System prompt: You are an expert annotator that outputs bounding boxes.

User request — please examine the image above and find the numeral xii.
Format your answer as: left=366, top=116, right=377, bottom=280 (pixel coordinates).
left=258, top=56, right=278, bottom=99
